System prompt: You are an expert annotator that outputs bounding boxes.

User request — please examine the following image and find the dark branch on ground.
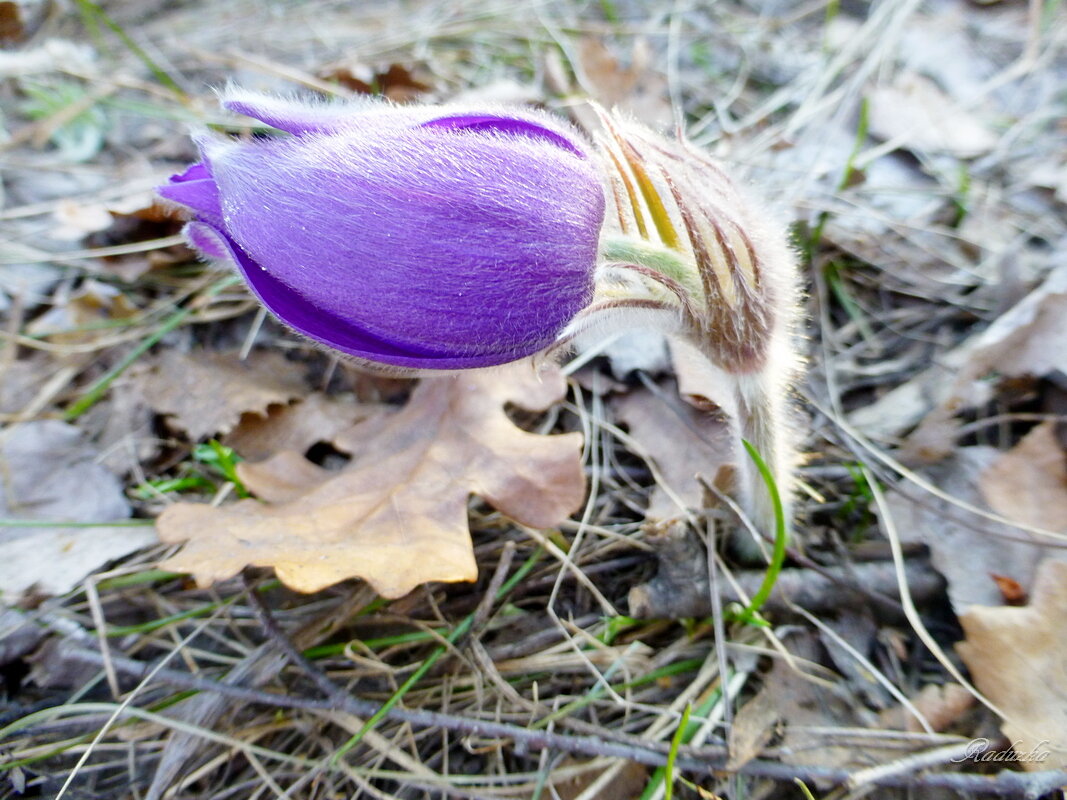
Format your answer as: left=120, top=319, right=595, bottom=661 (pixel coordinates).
left=55, top=641, right=1066, bottom=798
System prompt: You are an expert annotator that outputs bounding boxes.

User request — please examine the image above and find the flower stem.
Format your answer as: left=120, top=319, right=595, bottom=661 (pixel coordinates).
left=733, top=369, right=793, bottom=557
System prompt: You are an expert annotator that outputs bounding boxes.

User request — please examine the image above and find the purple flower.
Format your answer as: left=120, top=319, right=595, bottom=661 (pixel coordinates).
left=158, top=90, right=605, bottom=369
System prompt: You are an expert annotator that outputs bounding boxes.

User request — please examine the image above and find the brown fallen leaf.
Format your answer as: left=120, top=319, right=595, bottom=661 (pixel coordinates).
left=547, top=37, right=674, bottom=134
left=749, top=633, right=889, bottom=770
left=83, top=375, right=158, bottom=476
left=107, top=190, right=182, bottom=223
left=576, top=38, right=674, bottom=129
left=887, top=448, right=1064, bottom=612
left=727, top=683, right=780, bottom=771
left=552, top=758, right=647, bottom=800
left=907, top=683, right=976, bottom=733
left=851, top=262, right=1067, bottom=439
left=0, top=2, right=23, bottom=44
left=224, top=393, right=380, bottom=461
left=237, top=451, right=336, bottom=504
left=317, top=62, right=431, bottom=102
left=614, top=381, right=733, bottom=520
left=26, top=279, right=139, bottom=344
left=880, top=683, right=976, bottom=733
left=979, top=421, right=1067, bottom=535
left=957, top=559, right=1067, bottom=770
left=0, top=0, right=48, bottom=44
left=990, top=574, right=1028, bottom=606
left=51, top=198, right=115, bottom=241
left=0, top=421, right=155, bottom=601
left=957, top=261, right=1067, bottom=394
left=138, top=350, right=308, bottom=441
left=156, top=362, right=584, bottom=598
left=669, top=337, right=736, bottom=416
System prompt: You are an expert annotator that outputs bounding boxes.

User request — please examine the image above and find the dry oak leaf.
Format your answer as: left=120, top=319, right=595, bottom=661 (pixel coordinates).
left=957, top=559, right=1067, bottom=770
left=156, top=362, right=584, bottom=598
left=138, top=349, right=308, bottom=441
left=879, top=683, right=976, bottom=733
left=223, top=392, right=380, bottom=462
left=979, top=421, right=1067, bottom=535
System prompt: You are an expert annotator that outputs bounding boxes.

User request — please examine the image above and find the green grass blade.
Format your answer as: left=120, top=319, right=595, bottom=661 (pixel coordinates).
left=737, top=438, right=788, bottom=623
left=72, top=0, right=186, bottom=98
left=639, top=692, right=718, bottom=800
left=664, top=703, right=691, bottom=800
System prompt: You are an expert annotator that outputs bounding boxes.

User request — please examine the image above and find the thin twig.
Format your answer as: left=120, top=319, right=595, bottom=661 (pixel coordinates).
left=55, top=644, right=1067, bottom=797
left=471, top=541, right=515, bottom=633
left=241, top=573, right=352, bottom=711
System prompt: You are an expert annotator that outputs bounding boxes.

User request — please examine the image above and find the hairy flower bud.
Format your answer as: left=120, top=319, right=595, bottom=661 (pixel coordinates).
left=158, top=90, right=606, bottom=369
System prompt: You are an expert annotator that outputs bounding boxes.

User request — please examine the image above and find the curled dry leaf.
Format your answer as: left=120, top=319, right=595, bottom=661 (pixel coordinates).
left=879, top=683, right=976, bottom=733
left=668, top=338, right=736, bottom=416
left=957, top=559, right=1067, bottom=770
left=726, top=682, right=780, bottom=771
left=138, top=350, right=308, bottom=441
left=614, top=381, right=732, bottom=521
left=26, top=279, right=138, bottom=343
left=575, top=37, right=673, bottom=129
left=0, top=0, right=49, bottom=44
left=738, top=634, right=889, bottom=770
left=990, top=573, right=1029, bottom=605
left=948, top=262, right=1067, bottom=403
left=906, top=683, right=975, bottom=733
left=156, top=362, right=584, bottom=598
left=316, top=62, right=430, bottom=102
left=51, top=198, right=115, bottom=241
left=551, top=758, right=648, bottom=800
left=608, top=337, right=741, bottom=524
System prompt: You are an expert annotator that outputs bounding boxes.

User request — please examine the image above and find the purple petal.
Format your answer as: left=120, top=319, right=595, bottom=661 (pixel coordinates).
left=172, top=162, right=212, bottom=182
left=222, top=89, right=383, bottom=135
left=161, top=92, right=607, bottom=368
left=222, top=89, right=591, bottom=160
left=208, top=124, right=603, bottom=368
left=190, top=222, right=539, bottom=368
left=183, top=221, right=228, bottom=260
left=158, top=162, right=224, bottom=228
left=420, top=114, right=587, bottom=157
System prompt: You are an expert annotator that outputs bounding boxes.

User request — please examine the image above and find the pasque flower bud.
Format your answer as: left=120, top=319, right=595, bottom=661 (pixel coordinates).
left=158, top=90, right=606, bottom=369
left=159, top=91, right=799, bottom=554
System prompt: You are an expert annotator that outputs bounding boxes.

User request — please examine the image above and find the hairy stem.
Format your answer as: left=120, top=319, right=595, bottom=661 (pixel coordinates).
left=733, top=369, right=793, bottom=554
